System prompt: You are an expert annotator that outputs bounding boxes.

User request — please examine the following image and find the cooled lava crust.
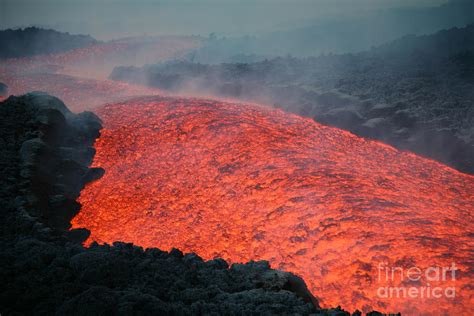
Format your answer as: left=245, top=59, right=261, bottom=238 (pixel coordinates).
left=72, top=96, right=474, bottom=315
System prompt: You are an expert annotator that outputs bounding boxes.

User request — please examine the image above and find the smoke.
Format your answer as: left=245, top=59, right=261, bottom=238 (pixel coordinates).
left=109, top=21, right=474, bottom=174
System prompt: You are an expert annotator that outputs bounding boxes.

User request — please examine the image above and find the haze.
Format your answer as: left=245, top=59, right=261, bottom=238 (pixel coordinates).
left=0, top=0, right=448, bottom=40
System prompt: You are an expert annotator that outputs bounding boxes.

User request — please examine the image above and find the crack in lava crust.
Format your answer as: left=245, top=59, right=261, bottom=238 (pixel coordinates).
left=72, top=96, right=474, bottom=315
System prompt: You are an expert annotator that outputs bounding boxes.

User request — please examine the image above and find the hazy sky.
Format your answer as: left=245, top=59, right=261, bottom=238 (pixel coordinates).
left=1, top=0, right=449, bottom=40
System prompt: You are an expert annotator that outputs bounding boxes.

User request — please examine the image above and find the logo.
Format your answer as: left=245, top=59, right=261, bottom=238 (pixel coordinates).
left=376, top=262, right=457, bottom=299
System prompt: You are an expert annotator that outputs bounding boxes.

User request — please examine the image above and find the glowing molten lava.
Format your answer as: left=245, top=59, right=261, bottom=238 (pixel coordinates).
left=72, top=96, right=474, bottom=315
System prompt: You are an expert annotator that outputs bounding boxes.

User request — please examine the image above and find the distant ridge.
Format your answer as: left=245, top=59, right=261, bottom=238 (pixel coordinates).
left=190, top=0, right=474, bottom=63
left=0, top=27, right=98, bottom=59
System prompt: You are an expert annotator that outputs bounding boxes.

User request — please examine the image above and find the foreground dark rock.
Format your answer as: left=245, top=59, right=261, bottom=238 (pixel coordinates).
left=0, top=93, right=401, bottom=315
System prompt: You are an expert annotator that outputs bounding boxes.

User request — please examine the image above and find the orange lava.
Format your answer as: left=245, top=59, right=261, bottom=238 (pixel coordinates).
left=0, top=72, right=162, bottom=112
left=0, top=36, right=200, bottom=79
left=72, top=96, right=474, bottom=315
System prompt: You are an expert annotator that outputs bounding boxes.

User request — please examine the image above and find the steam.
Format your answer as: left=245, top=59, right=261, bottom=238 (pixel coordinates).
left=109, top=20, right=474, bottom=174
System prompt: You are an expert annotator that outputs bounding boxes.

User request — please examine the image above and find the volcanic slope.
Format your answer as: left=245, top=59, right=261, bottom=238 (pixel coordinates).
left=72, top=96, right=474, bottom=315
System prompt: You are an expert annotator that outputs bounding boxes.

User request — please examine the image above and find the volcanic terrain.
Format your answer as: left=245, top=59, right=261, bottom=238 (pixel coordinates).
left=1, top=28, right=473, bottom=316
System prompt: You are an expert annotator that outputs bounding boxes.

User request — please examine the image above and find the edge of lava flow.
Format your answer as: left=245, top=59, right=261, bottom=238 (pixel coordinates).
left=72, top=95, right=474, bottom=315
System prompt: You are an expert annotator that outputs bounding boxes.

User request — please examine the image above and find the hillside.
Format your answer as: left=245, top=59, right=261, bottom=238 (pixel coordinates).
left=188, top=0, right=474, bottom=63
left=0, top=27, right=98, bottom=59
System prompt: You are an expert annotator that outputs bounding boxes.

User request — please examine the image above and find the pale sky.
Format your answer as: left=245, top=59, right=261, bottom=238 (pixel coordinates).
left=0, top=0, right=449, bottom=40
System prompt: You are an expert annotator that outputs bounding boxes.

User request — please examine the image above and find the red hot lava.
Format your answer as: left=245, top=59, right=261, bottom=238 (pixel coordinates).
left=72, top=96, right=474, bottom=315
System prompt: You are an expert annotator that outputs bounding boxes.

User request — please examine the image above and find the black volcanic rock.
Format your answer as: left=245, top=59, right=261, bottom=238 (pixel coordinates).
left=3, top=92, right=102, bottom=230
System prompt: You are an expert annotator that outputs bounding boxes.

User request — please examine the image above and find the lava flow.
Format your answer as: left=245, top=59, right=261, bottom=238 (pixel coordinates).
left=0, top=36, right=200, bottom=109
left=72, top=96, right=474, bottom=315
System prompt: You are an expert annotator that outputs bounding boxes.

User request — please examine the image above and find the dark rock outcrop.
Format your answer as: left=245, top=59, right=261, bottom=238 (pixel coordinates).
left=10, top=92, right=102, bottom=232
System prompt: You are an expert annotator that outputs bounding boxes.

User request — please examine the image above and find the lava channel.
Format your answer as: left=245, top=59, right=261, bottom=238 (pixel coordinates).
left=72, top=96, right=474, bottom=315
